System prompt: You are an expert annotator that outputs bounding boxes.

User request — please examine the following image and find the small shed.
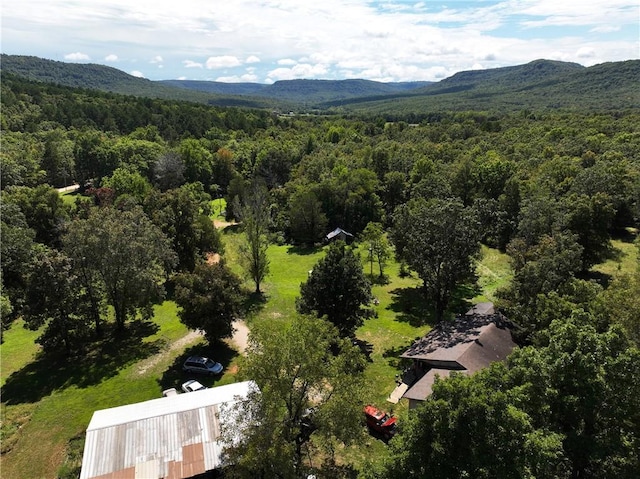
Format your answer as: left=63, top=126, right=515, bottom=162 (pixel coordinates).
left=79, top=381, right=255, bottom=479
left=325, top=227, right=354, bottom=243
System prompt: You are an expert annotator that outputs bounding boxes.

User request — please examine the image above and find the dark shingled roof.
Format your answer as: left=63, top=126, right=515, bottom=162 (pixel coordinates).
left=401, top=303, right=516, bottom=401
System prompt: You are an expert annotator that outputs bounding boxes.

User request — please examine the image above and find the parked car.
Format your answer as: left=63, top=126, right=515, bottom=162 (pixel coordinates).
left=162, top=387, right=178, bottom=397
left=364, top=404, right=397, bottom=440
left=181, top=380, right=207, bottom=393
left=182, top=356, right=224, bottom=375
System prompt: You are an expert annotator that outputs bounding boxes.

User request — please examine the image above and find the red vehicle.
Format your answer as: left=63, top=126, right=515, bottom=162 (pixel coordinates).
left=364, top=405, right=397, bottom=440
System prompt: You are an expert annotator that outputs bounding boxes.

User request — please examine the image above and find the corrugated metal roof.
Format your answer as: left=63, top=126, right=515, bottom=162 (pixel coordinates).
left=80, top=381, right=255, bottom=479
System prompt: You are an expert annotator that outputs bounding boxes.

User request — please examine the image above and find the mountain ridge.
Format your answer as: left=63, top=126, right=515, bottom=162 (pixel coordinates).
left=1, top=54, right=638, bottom=113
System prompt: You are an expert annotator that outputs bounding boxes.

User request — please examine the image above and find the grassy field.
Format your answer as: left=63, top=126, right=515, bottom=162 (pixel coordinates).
left=1, top=227, right=514, bottom=478
left=591, top=238, right=639, bottom=278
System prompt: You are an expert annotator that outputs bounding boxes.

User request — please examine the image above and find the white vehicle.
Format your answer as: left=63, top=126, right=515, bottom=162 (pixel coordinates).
left=181, top=380, right=207, bottom=393
left=162, top=388, right=178, bottom=397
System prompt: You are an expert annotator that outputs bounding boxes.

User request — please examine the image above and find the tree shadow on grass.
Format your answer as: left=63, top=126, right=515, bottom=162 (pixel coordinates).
left=448, top=281, right=482, bottom=317
left=2, top=320, right=162, bottom=405
left=158, top=339, right=239, bottom=391
left=221, top=224, right=242, bottom=235
left=286, top=244, right=323, bottom=256
left=582, top=270, right=613, bottom=288
left=351, top=338, right=374, bottom=362
left=387, top=286, right=436, bottom=327
left=382, top=343, right=420, bottom=371
left=240, top=290, right=267, bottom=317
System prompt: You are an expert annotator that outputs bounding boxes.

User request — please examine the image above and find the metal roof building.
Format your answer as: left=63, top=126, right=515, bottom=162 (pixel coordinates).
left=79, top=381, right=255, bottom=479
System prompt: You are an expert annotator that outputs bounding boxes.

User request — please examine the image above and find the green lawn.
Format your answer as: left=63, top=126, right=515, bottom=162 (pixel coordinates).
left=1, top=230, right=514, bottom=478
left=591, top=238, right=638, bottom=278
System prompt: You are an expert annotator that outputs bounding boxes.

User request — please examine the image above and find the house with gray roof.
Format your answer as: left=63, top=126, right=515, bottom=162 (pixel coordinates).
left=325, top=227, right=354, bottom=243
left=399, top=303, right=516, bottom=409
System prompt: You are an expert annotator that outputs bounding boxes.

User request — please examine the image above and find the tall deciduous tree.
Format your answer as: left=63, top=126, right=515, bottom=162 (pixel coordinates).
left=297, top=241, right=372, bottom=337
left=0, top=202, right=36, bottom=323
left=24, top=248, right=92, bottom=355
left=360, top=221, right=391, bottom=280
left=221, top=315, right=365, bottom=478
left=288, top=187, right=328, bottom=245
left=2, top=185, right=69, bottom=247
left=63, top=206, right=177, bottom=331
left=497, top=232, right=584, bottom=339
left=391, top=198, right=480, bottom=321
left=238, top=179, right=271, bottom=294
left=144, top=184, right=221, bottom=272
left=174, top=261, right=241, bottom=344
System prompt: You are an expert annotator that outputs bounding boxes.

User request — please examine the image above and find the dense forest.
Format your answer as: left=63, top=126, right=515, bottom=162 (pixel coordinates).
left=1, top=68, right=640, bottom=478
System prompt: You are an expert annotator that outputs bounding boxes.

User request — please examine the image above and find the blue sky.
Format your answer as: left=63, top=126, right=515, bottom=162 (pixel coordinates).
left=2, top=0, right=638, bottom=83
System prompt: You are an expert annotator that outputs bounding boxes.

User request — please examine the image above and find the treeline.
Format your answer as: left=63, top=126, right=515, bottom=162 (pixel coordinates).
left=2, top=74, right=640, bottom=477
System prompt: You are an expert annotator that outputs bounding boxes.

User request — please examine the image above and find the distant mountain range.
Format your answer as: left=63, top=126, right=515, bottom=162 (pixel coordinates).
left=161, top=78, right=432, bottom=104
left=2, top=54, right=638, bottom=113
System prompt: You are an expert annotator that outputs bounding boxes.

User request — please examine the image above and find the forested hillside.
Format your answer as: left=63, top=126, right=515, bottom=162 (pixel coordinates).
left=2, top=54, right=638, bottom=113
left=2, top=72, right=640, bottom=478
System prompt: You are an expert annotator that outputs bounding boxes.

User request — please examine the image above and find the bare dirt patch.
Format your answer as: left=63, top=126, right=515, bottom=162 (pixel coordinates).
left=213, top=219, right=237, bottom=229
left=206, top=252, right=221, bottom=264
left=136, top=330, right=204, bottom=375
left=226, top=320, right=249, bottom=355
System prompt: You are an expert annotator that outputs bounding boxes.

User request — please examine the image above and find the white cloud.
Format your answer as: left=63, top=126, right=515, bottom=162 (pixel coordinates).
left=64, top=52, right=90, bottom=61
left=2, top=0, right=638, bottom=82
left=590, top=25, right=621, bottom=33
left=267, top=63, right=328, bottom=81
left=206, top=55, right=242, bottom=69
left=183, top=60, right=203, bottom=68
left=577, top=47, right=596, bottom=58
left=216, top=72, right=259, bottom=82
left=130, top=70, right=145, bottom=78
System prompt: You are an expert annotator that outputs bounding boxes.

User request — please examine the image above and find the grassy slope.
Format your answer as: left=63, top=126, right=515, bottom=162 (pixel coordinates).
left=11, top=228, right=628, bottom=477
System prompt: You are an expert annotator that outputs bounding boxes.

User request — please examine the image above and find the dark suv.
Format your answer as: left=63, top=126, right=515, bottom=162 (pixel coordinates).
left=182, top=356, right=224, bottom=375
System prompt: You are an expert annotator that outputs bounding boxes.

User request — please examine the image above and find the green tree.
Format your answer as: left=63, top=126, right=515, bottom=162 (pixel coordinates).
left=63, top=206, right=177, bottom=331
left=174, top=261, right=241, bottom=343
left=559, top=192, right=615, bottom=268
left=101, top=165, right=152, bottom=203
left=221, top=315, right=365, bottom=478
left=391, top=198, right=481, bottom=321
left=238, top=180, right=271, bottom=293
left=0, top=131, right=46, bottom=188
left=288, top=187, right=328, bottom=245
left=23, top=248, right=92, bottom=355
left=297, top=241, right=372, bottom=336
left=179, top=138, right=213, bottom=185
left=144, top=184, right=221, bottom=271
left=0, top=202, right=36, bottom=330
left=361, top=221, right=391, bottom=279
left=2, top=185, right=69, bottom=247
left=497, top=233, right=584, bottom=339
left=41, top=129, right=75, bottom=187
